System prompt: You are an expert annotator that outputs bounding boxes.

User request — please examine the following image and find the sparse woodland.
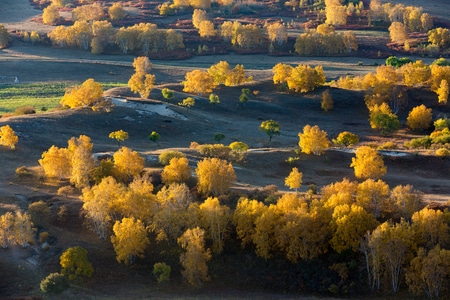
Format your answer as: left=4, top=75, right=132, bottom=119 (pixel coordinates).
left=1, top=0, right=450, bottom=299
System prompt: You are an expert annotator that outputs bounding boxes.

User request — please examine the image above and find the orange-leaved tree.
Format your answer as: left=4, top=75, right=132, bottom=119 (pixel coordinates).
left=195, top=157, right=236, bottom=196
left=0, top=125, right=19, bottom=149
left=350, top=146, right=387, bottom=180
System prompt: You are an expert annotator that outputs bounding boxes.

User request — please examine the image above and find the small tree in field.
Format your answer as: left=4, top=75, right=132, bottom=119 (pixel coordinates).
left=259, top=120, right=280, bottom=142
left=161, top=88, right=174, bottom=100
left=333, top=131, right=359, bottom=147
left=148, top=131, right=160, bottom=145
left=321, top=89, right=334, bottom=112
left=109, top=130, right=128, bottom=148
left=0, top=125, right=19, bottom=149
left=407, top=105, right=433, bottom=131
left=213, top=132, right=225, bottom=143
left=298, top=124, right=330, bottom=155
left=285, top=167, right=303, bottom=191
left=350, top=146, right=387, bottom=180
left=60, top=246, right=93, bottom=280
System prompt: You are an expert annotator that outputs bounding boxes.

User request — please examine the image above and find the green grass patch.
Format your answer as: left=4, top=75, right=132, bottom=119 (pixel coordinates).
left=0, top=82, right=127, bottom=115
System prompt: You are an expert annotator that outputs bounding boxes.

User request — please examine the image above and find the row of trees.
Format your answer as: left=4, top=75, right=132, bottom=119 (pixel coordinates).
left=48, top=21, right=184, bottom=55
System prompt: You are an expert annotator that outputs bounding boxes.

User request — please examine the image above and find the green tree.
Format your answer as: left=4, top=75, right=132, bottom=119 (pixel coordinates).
left=161, top=88, right=174, bottom=100
left=60, top=246, right=93, bottom=280
left=148, top=131, right=161, bottom=145
left=259, top=120, right=280, bottom=142
left=109, top=130, right=129, bottom=148
left=213, top=132, right=225, bottom=142
left=153, top=262, right=171, bottom=283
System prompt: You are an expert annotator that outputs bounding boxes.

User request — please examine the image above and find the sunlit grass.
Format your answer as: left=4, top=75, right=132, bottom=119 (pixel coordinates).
left=0, top=82, right=127, bottom=115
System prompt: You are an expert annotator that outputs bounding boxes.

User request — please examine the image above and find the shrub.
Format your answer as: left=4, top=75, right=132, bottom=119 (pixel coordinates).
left=197, top=144, right=231, bottom=159
left=15, top=166, right=33, bottom=178
left=161, top=88, right=174, bottom=100
left=40, top=273, right=69, bottom=294
left=153, top=262, right=171, bottom=283
left=158, top=150, right=186, bottom=165
left=378, top=141, right=398, bottom=150
left=57, top=185, right=75, bottom=197
left=57, top=205, right=69, bottom=223
left=28, top=201, right=51, bottom=228
left=332, top=131, right=359, bottom=147
left=39, top=231, right=49, bottom=243
left=404, top=137, right=432, bottom=149
left=434, top=118, right=450, bottom=130
left=14, top=106, right=36, bottom=115
left=436, top=148, right=450, bottom=157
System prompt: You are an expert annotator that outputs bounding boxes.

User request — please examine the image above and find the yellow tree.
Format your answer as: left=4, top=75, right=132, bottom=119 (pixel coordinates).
left=209, top=61, right=231, bottom=85
left=108, top=3, right=126, bottom=20
left=119, top=175, right=156, bottom=223
left=390, top=184, right=424, bottom=221
left=0, top=24, right=11, bottom=49
left=13, top=211, right=34, bottom=247
left=60, top=78, right=104, bottom=108
left=388, top=22, right=408, bottom=43
left=224, top=64, right=250, bottom=86
left=330, top=204, right=378, bottom=253
left=198, top=197, right=231, bottom=254
left=0, top=212, right=15, bottom=248
left=325, top=1, right=347, bottom=26
left=60, top=246, right=93, bottom=280
left=272, top=63, right=293, bottom=86
left=128, top=72, right=156, bottom=99
left=428, top=27, right=450, bottom=48
left=284, top=167, right=302, bottom=191
left=161, top=157, right=191, bottom=184
left=68, top=135, right=94, bottom=188
left=356, top=179, right=390, bottom=218
left=265, top=22, right=287, bottom=46
left=192, top=9, right=208, bottom=29
left=109, top=130, right=129, bottom=148
left=113, top=146, right=145, bottom=182
left=321, top=89, right=334, bottom=112
left=182, top=69, right=216, bottom=95
left=232, top=197, right=266, bottom=248
left=178, top=227, right=212, bottom=286
left=42, top=5, right=60, bottom=25
left=350, top=146, right=387, bottom=180
left=321, top=178, right=358, bottom=208
left=39, top=145, right=72, bottom=179
left=111, top=217, right=150, bottom=265
left=195, top=157, right=236, bottom=196
left=72, top=3, right=104, bottom=22
left=411, top=207, right=449, bottom=249
left=0, top=125, right=19, bottom=149
left=198, top=21, right=215, bottom=38
left=81, top=176, right=125, bottom=239
left=298, top=124, right=330, bottom=155
left=286, top=64, right=326, bottom=93
left=406, top=104, right=432, bottom=131
left=406, top=246, right=450, bottom=298
left=436, top=79, right=449, bottom=104
left=132, top=56, right=152, bottom=74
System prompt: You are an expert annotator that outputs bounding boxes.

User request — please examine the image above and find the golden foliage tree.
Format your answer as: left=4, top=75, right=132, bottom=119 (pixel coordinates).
left=192, top=9, right=208, bottom=29
left=128, top=72, right=156, bottom=99
left=388, top=22, right=408, bottom=43
left=437, top=79, right=449, bottom=104
left=198, top=20, right=215, bottom=38
left=209, top=61, right=231, bottom=85
left=321, top=178, right=358, bottom=208
left=161, top=157, right=191, bottom=184
left=13, top=211, right=34, bottom=247
left=108, top=3, right=126, bottom=20
left=406, top=104, right=432, bottom=131
left=182, top=69, right=216, bottom=95
left=356, top=179, right=390, bottom=218
left=0, top=125, right=19, bottom=149
left=350, top=146, right=387, bottom=180
left=272, top=63, right=293, bottom=86
left=68, top=135, right=94, bottom=188
left=390, top=184, right=424, bottom=221
left=0, top=24, right=11, bottom=49
left=330, top=204, right=378, bottom=253
left=60, top=78, right=104, bottom=108
left=286, top=65, right=326, bottom=93
left=113, top=146, right=145, bottom=182
left=412, top=207, right=449, bottom=249
left=60, top=246, right=93, bottom=280
left=109, top=130, right=129, bottom=147
left=232, top=197, right=266, bottom=248
left=39, top=145, right=72, bottom=179
left=178, top=227, right=212, bottom=286
left=42, top=5, right=60, bottom=25
left=298, top=124, right=330, bottom=155
left=111, top=217, right=150, bottom=265
left=265, top=22, right=288, bottom=46
left=284, top=167, right=302, bottom=191
left=195, top=157, right=236, bottom=196
left=0, top=212, right=15, bottom=248
left=321, top=89, right=334, bottom=112
left=428, top=27, right=450, bottom=49
left=198, top=197, right=231, bottom=254
left=72, top=3, right=104, bottom=22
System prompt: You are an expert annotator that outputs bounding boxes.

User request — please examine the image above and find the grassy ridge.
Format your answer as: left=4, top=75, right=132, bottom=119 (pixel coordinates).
left=0, top=82, right=127, bottom=115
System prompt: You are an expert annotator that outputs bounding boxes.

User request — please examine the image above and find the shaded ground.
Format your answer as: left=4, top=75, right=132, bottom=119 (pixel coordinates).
left=0, top=0, right=449, bottom=299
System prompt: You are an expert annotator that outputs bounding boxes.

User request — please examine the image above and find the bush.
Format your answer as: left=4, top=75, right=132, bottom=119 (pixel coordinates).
left=40, top=273, right=69, bottom=294
left=197, top=144, right=231, bottom=159
left=39, top=231, right=49, bottom=243
left=28, top=200, right=51, bottom=228
left=436, top=148, right=450, bottom=157
left=57, top=185, right=75, bottom=197
left=158, top=150, right=186, bottom=165
left=404, top=137, right=432, bottom=149
left=153, top=262, right=171, bottom=283
left=377, top=141, right=398, bottom=150
left=15, top=166, right=33, bottom=178
left=332, top=131, right=359, bottom=147
left=14, top=106, right=36, bottom=115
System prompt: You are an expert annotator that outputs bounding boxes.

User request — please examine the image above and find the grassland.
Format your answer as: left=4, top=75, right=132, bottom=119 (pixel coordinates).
left=0, top=82, right=127, bottom=114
